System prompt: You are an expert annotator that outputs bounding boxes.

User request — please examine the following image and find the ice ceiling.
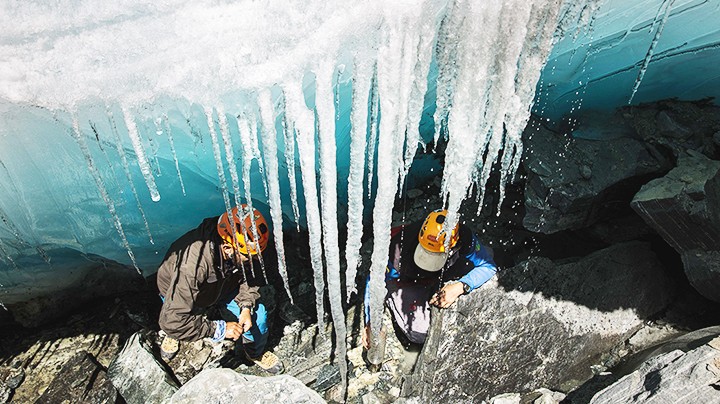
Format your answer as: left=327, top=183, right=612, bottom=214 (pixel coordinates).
left=1, top=0, right=719, bottom=309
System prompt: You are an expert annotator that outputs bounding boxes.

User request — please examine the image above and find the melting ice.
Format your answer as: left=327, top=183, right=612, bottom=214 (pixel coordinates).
left=10, top=0, right=710, bottom=395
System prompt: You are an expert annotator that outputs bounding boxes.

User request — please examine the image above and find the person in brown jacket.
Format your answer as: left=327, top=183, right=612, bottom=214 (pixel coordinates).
left=156, top=204, right=283, bottom=374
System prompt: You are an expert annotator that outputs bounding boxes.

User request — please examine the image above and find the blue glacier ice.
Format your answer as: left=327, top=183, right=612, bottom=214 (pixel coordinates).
left=0, top=0, right=718, bottom=317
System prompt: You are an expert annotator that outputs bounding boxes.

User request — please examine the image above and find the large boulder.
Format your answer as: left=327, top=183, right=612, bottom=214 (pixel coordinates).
left=631, top=152, right=720, bottom=302
left=404, top=241, right=674, bottom=402
left=590, top=335, right=720, bottom=403
left=523, top=123, right=671, bottom=234
left=36, top=352, right=117, bottom=404
left=169, top=368, right=324, bottom=403
left=107, top=332, right=179, bottom=404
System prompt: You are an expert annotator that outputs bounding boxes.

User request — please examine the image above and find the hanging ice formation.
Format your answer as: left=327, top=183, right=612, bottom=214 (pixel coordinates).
left=258, top=90, right=294, bottom=304
left=0, top=0, right=604, bottom=396
left=628, top=0, right=676, bottom=104
left=70, top=114, right=140, bottom=274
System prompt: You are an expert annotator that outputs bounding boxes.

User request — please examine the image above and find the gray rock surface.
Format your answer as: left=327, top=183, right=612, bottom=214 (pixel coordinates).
left=107, top=332, right=179, bottom=404
left=632, top=153, right=720, bottom=302
left=590, top=336, right=720, bottom=403
left=0, top=366, right=24, bottom=403
left=169, top=368, right=324, bottom=403
left=36, top=352, right=117, bottom=404
left=523, top=124, right=671, bottom=234
left=404, top=241, right=674, bottom=402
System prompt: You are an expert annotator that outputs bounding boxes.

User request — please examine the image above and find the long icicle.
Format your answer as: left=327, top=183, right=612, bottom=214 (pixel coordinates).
left=235, top=114, right=260, bottom=280
left=121, top=107, right=161, bottom=202
left=257, top=90, right=294, bottom=304
left=108, top=109, right=155, bottom=245
left=71, top=114, right=140, bottom=274
left=162, top=114, right=186, bottom=196
left=628, top=0, right=676, bottom=104
left=366, top=68, right=380, bottom=199
left=280, top=92, right=301, bottom=231
left=285, top=80, right=327, bottom=336
left=315, top=60, right=347, bottom=398
left=204, top=106, right=237, bottom=264
left=344, top=57, right=373, bottom=303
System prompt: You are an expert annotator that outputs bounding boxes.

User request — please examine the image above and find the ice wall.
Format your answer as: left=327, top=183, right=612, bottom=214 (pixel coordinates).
left=538, top=0, right=720, bottom=120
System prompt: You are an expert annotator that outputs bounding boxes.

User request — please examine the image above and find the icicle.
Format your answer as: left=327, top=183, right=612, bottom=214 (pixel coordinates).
left=71, top=114, right=140, bottom=274
left=204, top=106, right=237, bottom=257
left=218, top=106, right=262, bottom=281
left=366, top=68, right=380, bottom=199
left=280, top=92, right=301, bottom=231
left=162, top=115, right=186, bottom=196
left=257, top=90, right=294, bottom=304
left=284, top=80, right=327, bottom=335
left=315, top=60, right=348, bottom=397
left=248, top=113, right=269, bottom=200
left=235, top=114, right=261, bottom=280
left=629, top=0, right=675, bottom=104
left=498, top=1, right=564, bottom=210
left=108, top=109, right=155, bottom=245
left=432, top=0, right=464, bottom=150
left=368, top=9, right=427, bottom=349
left=400, top=3, right=441, bottom=187
left=344, top=56, right=373, bottom=302
left=121, top=107, right=161, bottom=202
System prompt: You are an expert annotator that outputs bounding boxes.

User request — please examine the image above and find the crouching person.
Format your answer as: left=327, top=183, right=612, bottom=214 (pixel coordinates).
left=156, top=204, right=283, bottom=374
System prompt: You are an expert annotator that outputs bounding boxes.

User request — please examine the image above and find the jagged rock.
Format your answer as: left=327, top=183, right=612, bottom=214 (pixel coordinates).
left=405, top=241, right=674, bottom=402
left=169, top=368, right=323, bottom=403
left=107, top=332, right=179, bottom=404
left=623, top=99, right=720, bottom=158
left=0, top=365, right=24, bottom=403
left=523, top=123, right=671, bottom=234
left=631, top=153, right=720, bottom=302
left=313, top=363, right=341, bottom=392
left=590, top=336, right=720, bottom=403
left=36, top=352, right=117, bottom=404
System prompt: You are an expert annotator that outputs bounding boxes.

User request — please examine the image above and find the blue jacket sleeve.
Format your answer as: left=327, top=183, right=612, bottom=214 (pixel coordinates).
left=458, top=234, right=497, bottom=292
left=363, top=261, right=400, bottom=324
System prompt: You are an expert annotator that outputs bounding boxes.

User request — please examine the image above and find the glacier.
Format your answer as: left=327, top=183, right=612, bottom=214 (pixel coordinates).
left=1, top=0, right=719, bottom=373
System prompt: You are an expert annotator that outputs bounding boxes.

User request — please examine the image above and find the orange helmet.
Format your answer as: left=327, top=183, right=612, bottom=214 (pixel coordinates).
left=217, top=204, right=270, bottom=255
left=418, top=209, right=459, bottom=253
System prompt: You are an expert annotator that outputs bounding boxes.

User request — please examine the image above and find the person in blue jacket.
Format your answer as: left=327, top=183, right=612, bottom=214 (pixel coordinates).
left=362, top=209, right=497, bottom=347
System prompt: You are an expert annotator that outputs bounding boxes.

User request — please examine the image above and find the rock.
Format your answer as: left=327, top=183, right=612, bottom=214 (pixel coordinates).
left=631, top=153, right=720, bottom=302
left=489, top=392, right=520, bottom=404
left=404, top=241, right=674, bottom=402
left=0, top=365, right=24, bottom=403
left=0, top=366, right=24, bottom=389
left=523, top=124, right=671, bottom=234
left=107, top=332, right=179, bottom=404
left=36, top=352, right=117, bottom=404
left=530, top=388, right=566, bottom=403
left=313, top=363, right=341, bottom=392
left=169, top=368, right=323, bottom=403
left=589, top=337, right=720, bottom=403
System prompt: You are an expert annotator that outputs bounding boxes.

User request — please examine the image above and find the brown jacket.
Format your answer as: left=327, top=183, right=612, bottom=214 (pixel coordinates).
left=156, top=216, right=261, bottom=341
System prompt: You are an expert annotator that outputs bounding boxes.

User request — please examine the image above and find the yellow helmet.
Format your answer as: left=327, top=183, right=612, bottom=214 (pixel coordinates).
left=418, top=209, right=459, bottom=253
left=217, top=204, right=270, bottom=255
left=414, top=209, right=460, bottom=272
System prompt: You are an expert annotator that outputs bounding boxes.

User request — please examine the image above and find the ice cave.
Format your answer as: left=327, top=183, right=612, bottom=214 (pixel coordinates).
left=1, top=0, right=720, bottom=402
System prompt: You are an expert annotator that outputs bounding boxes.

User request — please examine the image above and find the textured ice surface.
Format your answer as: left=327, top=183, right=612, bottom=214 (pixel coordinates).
left=1, top=0, right=719, bottom=309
